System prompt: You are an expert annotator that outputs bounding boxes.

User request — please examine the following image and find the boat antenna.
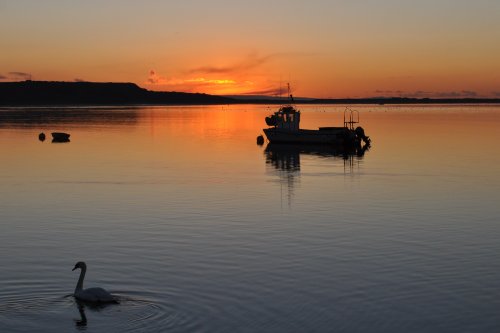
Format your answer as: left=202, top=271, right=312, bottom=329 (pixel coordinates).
left=279, top=77, right=282, bottom=100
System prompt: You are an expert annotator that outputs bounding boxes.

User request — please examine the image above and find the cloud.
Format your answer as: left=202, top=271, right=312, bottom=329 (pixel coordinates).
left=434, top=90, right=478, bottom=98
left=147, top=70, right=168, bottom=85
left=492, top=91, right=500, bottom=97
left=146, top=70, right=237, bottom=89
left=8, top=71, right=31, bottom=79
left=241, top=87, right=285, bottom=96
left=189, top=51, right=313, bottom=76
left=147, top=68, right=301, bottom=96
left=0, top=71, right=32, bottom=81
left=373, top=89, right=480, bottom=98
left=184, top=78, right=236, bottom=85
left=146, top=52, right=314, bottom=94
left=408, top=90, right=433, bottom=98
left=460, top=90, right=478, bottom=97
left=189, top=53, right=279, bottom=75
left=147, top=70, right=187, bottom=85
left=374, top=89, right=404, bottom=95
left=148, top=70, right=235, bottom=86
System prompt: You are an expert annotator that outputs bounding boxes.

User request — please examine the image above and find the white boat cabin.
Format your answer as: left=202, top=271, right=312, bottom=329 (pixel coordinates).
left=265, top=105, right=301, bottom=131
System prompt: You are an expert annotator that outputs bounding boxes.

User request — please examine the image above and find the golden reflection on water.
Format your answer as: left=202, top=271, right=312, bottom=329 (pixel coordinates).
left=1, top=104, right=499, bottom=190
left=1, top=104, right=500, bottom=332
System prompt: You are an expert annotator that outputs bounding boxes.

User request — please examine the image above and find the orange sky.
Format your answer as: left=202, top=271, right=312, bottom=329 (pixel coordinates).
left=1, top=1, right=499, bottom=98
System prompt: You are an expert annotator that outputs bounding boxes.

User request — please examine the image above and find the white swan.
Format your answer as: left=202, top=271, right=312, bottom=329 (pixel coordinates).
left=72, top=261, right=117, bottom=303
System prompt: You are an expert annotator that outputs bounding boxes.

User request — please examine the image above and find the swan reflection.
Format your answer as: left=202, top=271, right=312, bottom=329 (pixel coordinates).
left=74, top=299, right=116, bottom=329
left=75, top=301, right=88, bottom=328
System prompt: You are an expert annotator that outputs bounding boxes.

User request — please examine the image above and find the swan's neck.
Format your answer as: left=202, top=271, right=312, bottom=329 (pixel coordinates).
left=75, top=267, right=86, bottom=293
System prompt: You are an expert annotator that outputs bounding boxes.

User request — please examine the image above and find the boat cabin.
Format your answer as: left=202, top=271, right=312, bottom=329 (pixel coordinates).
left=265, top=105, right=301, bottom=131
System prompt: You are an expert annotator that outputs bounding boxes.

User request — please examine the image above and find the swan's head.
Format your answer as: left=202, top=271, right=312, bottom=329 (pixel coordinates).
left=72, top=261, right=87, bottom=271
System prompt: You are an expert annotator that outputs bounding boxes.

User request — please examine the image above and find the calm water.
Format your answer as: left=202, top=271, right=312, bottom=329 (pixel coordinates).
left=0, top=104, right=499, bottom=332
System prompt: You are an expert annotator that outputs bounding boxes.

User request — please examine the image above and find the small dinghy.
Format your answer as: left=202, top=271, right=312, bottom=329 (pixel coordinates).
left=51, top=132, right=70, bottom=142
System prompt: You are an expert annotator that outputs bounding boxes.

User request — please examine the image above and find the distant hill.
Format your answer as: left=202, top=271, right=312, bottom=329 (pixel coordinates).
left=0, top=81, right=498, bottom=106
left=0, top=81, right=234, bottom=106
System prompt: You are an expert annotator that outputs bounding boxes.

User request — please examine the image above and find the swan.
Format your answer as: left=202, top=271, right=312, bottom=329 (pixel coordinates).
left=72, top=261, right=117, bottom=303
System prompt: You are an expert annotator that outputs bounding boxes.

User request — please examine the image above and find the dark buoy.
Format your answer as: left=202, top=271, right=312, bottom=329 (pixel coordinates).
left=256, top=135, right=265, bottom=145
left=38, top=132, right=46, bottom=141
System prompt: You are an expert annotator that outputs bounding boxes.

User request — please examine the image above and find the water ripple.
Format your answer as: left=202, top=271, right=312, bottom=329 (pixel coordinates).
left=0, top=288, right=201, bottom=333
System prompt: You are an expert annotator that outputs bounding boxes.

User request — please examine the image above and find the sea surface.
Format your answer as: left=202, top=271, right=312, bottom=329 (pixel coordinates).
left=0, top=104, right=499, bottom=332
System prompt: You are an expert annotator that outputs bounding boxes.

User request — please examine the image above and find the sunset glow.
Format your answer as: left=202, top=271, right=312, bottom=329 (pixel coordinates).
left=1, top=1, right=499, bottom=98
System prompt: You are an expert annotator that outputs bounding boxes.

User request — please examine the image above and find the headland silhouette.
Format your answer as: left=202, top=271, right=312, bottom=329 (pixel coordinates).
left=0, top=80, right=498, bottom=106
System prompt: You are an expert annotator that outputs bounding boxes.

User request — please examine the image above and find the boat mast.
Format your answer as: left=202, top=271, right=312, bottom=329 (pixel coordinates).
left=279, top=77, right=282, bottom=101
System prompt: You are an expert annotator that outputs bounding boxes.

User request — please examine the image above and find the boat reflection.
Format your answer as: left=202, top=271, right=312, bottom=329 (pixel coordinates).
left=265, top=142, right=370, bottom=170
left=52, top=137, right=70, bottom=143
left=264, top=142, right=370, bottom=207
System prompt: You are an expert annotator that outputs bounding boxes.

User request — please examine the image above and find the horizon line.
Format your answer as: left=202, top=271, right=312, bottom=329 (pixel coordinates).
left=1, top=80, right=500, bottom=101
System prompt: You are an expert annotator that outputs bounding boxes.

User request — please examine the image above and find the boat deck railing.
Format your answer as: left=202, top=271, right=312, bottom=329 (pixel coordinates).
left=344, top=107, right=359, bottom=130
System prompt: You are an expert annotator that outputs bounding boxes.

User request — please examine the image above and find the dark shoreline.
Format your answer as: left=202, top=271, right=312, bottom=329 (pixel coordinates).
left=1, top=81, right=499, bottom=106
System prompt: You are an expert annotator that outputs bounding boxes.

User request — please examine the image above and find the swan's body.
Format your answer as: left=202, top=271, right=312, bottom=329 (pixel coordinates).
left=72, top=261, right=116, bottom=303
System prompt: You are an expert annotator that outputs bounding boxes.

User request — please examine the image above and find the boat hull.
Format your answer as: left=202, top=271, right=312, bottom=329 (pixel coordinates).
left=51, top=132, right=70, bottom=142
left=263, top=128, right=355, bottom=145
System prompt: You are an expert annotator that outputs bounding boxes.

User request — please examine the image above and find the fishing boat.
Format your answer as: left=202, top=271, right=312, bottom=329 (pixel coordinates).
left=263, top=89, right=370, bottom=146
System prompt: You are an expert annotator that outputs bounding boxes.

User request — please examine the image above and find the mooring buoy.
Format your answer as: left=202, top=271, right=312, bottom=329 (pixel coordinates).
left=256, top=135, right=264, bottom=145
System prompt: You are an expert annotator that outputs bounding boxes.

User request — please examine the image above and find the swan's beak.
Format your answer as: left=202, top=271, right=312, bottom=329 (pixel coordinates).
left=72, top=266, right=77, bottom=271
